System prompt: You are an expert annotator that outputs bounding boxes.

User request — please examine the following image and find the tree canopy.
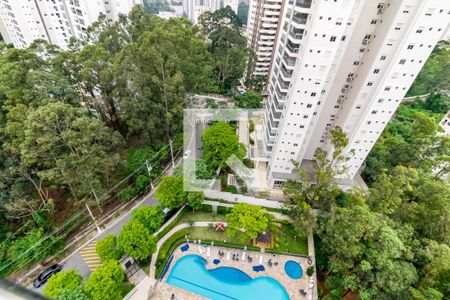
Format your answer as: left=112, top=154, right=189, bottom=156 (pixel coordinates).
left=44, top=270, right=83, bottom=299
left=84, top=260, right=124, bottom=300
left=96, top=234, right=122, bottom=262
left=225, top=203, right=272, bottom=242
left=118, top=219, right=156, bottom=260
left=234, top=91, right=262, bottom=108
left=154, top=176, right=186, bottom=209
left=202, top=122, right=246, bottom=171
left=131, top=205, right=165, bottom=233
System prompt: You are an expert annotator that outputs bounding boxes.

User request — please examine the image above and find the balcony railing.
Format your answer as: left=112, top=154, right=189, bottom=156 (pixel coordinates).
left=283, top=54, right=296, bottom=66
left=280, top=66, right=293, bottom=78
left=278, top=78, right=290, bottom=89
left=292, top=12, right=308, bottom=25
left=286, top=42, right=299, bottom=54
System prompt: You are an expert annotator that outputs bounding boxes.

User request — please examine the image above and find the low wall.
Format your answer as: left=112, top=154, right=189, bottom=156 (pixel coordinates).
left=203, top=190, right=282, bottom=209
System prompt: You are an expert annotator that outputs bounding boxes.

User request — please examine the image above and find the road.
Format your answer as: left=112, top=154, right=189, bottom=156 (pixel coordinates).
left=31, top=192, right=159, bottom=294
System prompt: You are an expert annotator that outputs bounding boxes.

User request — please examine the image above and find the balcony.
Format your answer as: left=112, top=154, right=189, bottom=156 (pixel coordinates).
left=295, top=0, right=312, bottom=8
left=278, top=78, right=290, bottom=90
left=283, top=53, right=296, bottom=66
left=286, top=41, right=299, bottom=54
left=292, top=12, right=308, bottom=25
left=280, top=64, right=293, bottom=78
left=275, top=85, right=287, bottom=100
left=289, top=27, right=305, bottom=41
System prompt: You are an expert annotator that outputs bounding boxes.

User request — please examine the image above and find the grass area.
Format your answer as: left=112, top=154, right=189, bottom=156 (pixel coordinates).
left=177, top=210, right=226, bottom=224
left=273, top=224, right=308, bottom=255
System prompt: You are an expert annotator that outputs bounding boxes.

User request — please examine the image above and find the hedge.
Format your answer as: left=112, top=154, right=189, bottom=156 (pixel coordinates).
left=155, top=206, right=189, bottom=240
left=155, top=229, right=189, bottom=278
left=217, top=206, right=233, bottom=215
left=198, top=204, right=212, bottom=213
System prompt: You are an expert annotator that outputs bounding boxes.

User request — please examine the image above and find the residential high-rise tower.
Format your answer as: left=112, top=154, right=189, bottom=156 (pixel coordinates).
left=262, top=0, right=450, bottom=188
left=0, top=0, right=143, bottom=49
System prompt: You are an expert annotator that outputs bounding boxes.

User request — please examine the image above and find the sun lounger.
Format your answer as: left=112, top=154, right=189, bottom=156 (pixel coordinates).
left=207, top=247, right=211, bottom=257
left=197, top=246, right=204, bottom=255
left=252, top=265, right=265, bottom=272
left=227, top=252, right=231, bottom=261
left=259, top=255, right=263, bottom=264
left=242, top=252, right=246, bottom=260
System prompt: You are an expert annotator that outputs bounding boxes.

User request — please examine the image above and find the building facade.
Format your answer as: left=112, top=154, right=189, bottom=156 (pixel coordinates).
left=183, top=0, right=239, bottom=24
left=262, top=0, right=450, bottom=188
left=246, top=0, right=285, bottom=77
left=0, top=0, right=143, bottom=49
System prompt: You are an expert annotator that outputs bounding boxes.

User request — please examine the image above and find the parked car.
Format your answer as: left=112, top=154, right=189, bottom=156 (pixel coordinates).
left=33, top=264, right=62, bottom=288
left=183, top=150, right=191, bottom=160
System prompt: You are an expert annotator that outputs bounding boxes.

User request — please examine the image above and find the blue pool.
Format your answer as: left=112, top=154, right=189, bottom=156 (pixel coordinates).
left=284, top=260, right=303, bottom=280
left=166, top=254, right=290, bottom=300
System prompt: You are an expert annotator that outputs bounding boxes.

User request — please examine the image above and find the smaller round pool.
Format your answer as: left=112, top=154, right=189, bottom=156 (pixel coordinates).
left=284, top=260, right=303, bottom=279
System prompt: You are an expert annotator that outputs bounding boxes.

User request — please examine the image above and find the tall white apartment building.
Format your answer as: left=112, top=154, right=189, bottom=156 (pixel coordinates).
left=0, top=0, right=143, bottom=49
left=263, top=0, right=450, bottom=188
left=183, top=0, right=239, bottom=24
left=246, top=0, right=286, bottom=77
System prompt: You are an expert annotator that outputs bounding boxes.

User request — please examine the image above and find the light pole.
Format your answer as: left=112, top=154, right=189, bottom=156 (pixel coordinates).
left=85, top=203, right=101, bottom=233
left=145, top=160, right=155, bottom=190
left=91, top=187, right=103, bottom=213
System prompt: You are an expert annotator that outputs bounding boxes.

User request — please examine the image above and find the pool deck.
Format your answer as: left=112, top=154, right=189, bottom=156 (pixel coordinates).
left=152, top=244, right=311, bottom=300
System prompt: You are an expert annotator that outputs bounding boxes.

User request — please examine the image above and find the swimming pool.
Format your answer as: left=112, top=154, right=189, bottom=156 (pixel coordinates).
left=166, top=254, right=290, bottom=300
left=284, top=260, right=303, bottom=279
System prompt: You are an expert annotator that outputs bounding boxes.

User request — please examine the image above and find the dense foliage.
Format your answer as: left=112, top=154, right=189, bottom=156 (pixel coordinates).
left=44, top=270, right=83, bottom=299
left=407, top=41, right=449, bottom=96
left=286, top=98, right=450, bottom=298
left=96, top=234, right=122, bottom=262
left=0, top=6, right=249, bottom=276
left=84, top=260, right=125, bottom=300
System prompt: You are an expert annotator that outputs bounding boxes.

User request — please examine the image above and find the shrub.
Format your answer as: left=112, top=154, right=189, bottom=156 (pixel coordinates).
left=249, top=120, right=255, bottom=132
left=96, top=234, right=122, bottom=262
left=44, top=270, right=83, bottom=299
left=156, top=206, right=189, bottom=240
left=225, top=185, right=238, bottom=194
left=155, top=229, right=189, bottom=278
left=217, top=206, right=233, bottom=215
left=307, top=266, right=315, bottom=277
left=132, top=206, right=165, bottom=233
left=84, top=261, right=124, bottom=300
left=117, top=187, right=135, bottom=202
left=249, top=137, right=255, bottom=145
left=134, top=175, right=150, bottom=194
left=54, top=286, right=89, bottom=300
left=198, top=204, right=213, bottom=213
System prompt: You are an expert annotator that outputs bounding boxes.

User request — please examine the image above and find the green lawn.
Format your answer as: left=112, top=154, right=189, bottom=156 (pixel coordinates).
left=177, top=210, right=226, bottom=224
left=272, top=224, right=308, bottom=255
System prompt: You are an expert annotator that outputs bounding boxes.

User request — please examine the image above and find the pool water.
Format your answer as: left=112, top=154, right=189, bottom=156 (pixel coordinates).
left=166, top=254, right=290, bottom=300
left=284, top=260, right=303, bottom=280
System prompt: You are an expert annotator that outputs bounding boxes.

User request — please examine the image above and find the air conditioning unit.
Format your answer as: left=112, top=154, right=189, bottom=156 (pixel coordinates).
left=347, top=73, right=355, bottom=82
left=341, top=84, right=350, bottom=93
left=362, top=34, right=372, bottom=45
left=377, top=3, right=386, bottom=15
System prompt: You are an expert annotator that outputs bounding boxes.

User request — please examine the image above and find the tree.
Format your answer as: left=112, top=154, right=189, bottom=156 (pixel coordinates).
left=407, top=41, right=450, bottom=96
left=4, top=102, right=123, bottom=202
left=225, top=203, right=272, bottom=242
left=84, top=260, right=124, bottom=300
left=44, top=270, right=83, bottom=299
left=154, top=176, right=186, bottom=209
left=202, top=122, right=246, bottom=171
left=118, top=219, right=156, bottom=260
left=283, top=126, right=351, bottom=233
left=195, top=159, right=215, bottom=179
left=234, top=91, right=262, bottom=108
left=54, top=286, right=90, bottom=300
left=186, top=192, right=205, bottom=212
left=131, top=205, right=165, bottom=233
left=199, top=7, right=251, bottom=89
left=96, top=234, right=122, bottom=262
left=319, top=195, right=417, bottom=299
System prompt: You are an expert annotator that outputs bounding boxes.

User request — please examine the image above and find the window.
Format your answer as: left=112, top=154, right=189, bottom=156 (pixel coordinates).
left=378, top=98, right=384, bottom=103
left=341, top=36, right=346, bottom=41
left=384, top=86, right=391, bottom=91
left=353, top=61, right=360, bottom=65
left=373, top=68, right=380, bottom=74
left=416, top=29, right=423, bottom=33
left=311, top=92, right=316, bottom=96
left=330, top=36, right=336, bottom=42
left=399, top=59, right=406, bottom=64
left=380, top=55, right=386, bottom=60
left=356, top=105, right=361, bottom=109
left=367, top=82, right=373, bottom=86
left=371, top=19, right=377, bottom=24
left=371, top=110, right=377, bottom=114
left=407, top=44, right=414, bottom=49
left=307, top=104, right=312, bottom=108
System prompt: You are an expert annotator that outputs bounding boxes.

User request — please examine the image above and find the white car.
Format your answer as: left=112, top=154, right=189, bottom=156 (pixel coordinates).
left=183, top=150, right=191, bottom=160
